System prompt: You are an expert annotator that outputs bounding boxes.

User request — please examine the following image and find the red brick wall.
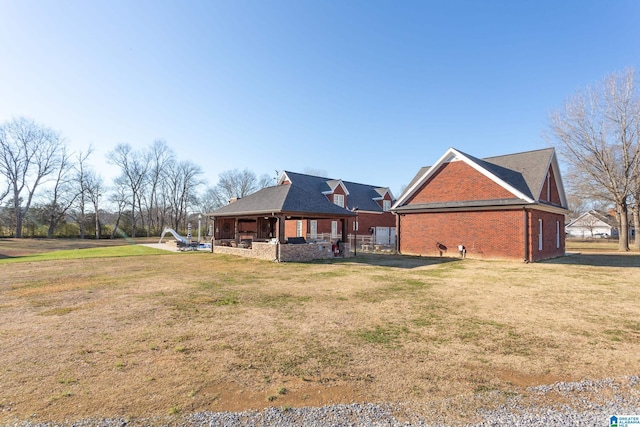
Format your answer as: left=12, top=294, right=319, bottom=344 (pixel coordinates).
left=408, top=161, right=514, bottom=204
left=527, top=210, right=565, bottom=262
left=398, top=210, right=526, bottom=260
left=375, top=192, right=394, bottom=210
left=397, top=209, right=565, bottom=261
left=350, top=212, right=396, bottom=237
left=538, top=166, right=562, bottom=206
left=330, top=186, right=347, bottom=207
left=284, top=213, right=395, bottom=241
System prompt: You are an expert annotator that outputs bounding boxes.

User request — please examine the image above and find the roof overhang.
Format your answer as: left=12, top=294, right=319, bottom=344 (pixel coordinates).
left=208, top=210, right=356, bottom=219
left=393, top=200, right=569, bottom=215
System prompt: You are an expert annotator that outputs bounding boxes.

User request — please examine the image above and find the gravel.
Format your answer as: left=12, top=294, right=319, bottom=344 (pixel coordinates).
left=9, top=376, right=640, bottom=427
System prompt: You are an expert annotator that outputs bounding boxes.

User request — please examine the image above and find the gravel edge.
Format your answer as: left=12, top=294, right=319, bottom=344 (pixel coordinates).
left=7, top=376, right=640, bottom=427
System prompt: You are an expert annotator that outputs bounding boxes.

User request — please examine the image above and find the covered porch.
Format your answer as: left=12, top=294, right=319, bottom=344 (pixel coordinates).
left=206, top=183, right=356, bottom=262
left=208, top=213, right=352, bottom=262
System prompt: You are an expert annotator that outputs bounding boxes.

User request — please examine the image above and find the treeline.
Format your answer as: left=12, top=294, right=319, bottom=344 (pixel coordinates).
left=0, top=117, right=272, bottom=239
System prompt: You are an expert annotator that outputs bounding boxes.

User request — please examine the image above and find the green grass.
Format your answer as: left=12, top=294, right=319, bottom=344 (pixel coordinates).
left=0, top=245, right=170, bottom=263
left=354, top=323, right=410, bottom=346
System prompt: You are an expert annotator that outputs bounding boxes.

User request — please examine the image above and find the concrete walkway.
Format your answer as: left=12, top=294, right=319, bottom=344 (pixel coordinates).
left=140, top=243, right=181, bottom=252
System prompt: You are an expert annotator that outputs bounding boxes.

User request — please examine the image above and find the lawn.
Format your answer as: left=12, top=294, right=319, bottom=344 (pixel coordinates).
left=0, top=238, right=639, bottom=425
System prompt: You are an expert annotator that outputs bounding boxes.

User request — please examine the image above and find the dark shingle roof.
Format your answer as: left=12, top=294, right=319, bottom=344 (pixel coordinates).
left=481, top=148, right=554, bottom=200
left=282, top=171, right=392, bottom=212
left=208, top=184, right=356, bottom=217
left=397, top=148, right=557, bottom=206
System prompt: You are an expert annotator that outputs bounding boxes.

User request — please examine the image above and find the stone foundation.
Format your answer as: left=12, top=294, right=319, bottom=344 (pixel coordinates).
left=212, top=241, right=351, bottom=262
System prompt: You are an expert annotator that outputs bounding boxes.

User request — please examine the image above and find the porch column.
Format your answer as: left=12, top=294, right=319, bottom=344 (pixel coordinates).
left=234, top=218, right=239, bottom=243
left=276, top=215, right=286, bottom=243
left=341, top=218, right=348, bottom=242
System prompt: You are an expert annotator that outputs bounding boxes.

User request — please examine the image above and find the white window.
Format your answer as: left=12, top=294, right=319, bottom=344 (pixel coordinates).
left=310, top=220, right=317, bottom=239
left=334, top=194, right=344, bottom=207
left=296, top=220, right=303, bottom=237
left=353, top=220, right=358, bottom=231
left=383, top=200, right=391, bottom=211
left=538, top=219, right=543, bottom=251
left=556, top=220, right=560, bottom=248
left=331, top=221, right=338, bottom=238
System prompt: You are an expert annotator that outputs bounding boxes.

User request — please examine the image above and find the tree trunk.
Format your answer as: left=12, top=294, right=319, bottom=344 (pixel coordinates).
left=15, top=210, right=23, bottom=238
left=47, top=214, right=56, bottom=238
left=633, top=203, right=640, bottom=250
left=111, top=213, right=122, bottom=239
left=13, top=191, right=23, bottom=237
left=617, top=201, right=630, bottom=251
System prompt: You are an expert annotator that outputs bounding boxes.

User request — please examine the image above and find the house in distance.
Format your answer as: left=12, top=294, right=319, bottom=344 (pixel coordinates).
left=391, top=147, right=569, bottom=262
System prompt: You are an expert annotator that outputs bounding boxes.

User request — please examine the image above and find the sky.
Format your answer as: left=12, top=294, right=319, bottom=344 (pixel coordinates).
left=1, top=0, right=640, bottom=198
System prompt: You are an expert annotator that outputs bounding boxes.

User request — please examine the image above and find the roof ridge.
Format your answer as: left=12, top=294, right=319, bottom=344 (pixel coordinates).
left=482, top=147, right=554, bottom=161
left=284, top=170, right=385, bottom=189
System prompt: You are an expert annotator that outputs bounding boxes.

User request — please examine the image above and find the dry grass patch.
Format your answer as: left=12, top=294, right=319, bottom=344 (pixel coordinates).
left=0, top=240, right=639, bottom=425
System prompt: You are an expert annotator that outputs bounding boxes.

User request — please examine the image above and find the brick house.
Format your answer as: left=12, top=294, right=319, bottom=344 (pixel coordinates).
left=278, top=171, right=396, bottom=248
left=391, top=147, right=569, bottom=262
left=206, top=182, right=356, bottom=261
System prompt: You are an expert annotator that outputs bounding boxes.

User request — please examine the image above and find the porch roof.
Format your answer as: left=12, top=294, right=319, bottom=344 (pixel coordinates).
left=206, top=184, right=357, bottom=219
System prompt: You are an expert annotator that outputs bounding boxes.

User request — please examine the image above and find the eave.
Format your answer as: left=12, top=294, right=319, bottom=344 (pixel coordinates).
left=393, top=199, right=569, bottom=215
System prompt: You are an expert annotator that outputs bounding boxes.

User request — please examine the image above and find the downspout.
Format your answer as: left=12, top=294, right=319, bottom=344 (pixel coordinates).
left=395, top=213, right=401, bottom=254
left=523, top=208, right=529, bottom=263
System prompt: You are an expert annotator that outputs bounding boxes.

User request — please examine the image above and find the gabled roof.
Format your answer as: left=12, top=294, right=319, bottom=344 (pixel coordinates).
left=566, top=210, right=615, bottom=228
left=393, top=147, right=568, bottom=211
left=208, top=184, right=356, bottom=218
left=278, top=171, right=394, bottom=213
left=324, top=179, right=350, bottom=195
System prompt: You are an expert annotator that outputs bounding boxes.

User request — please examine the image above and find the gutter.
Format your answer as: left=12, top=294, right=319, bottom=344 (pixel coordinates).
left=523, top=207, right=529, bottom=263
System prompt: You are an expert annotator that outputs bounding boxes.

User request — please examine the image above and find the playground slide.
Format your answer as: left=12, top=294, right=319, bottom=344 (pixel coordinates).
left=159, top=227, right=189, bottom=245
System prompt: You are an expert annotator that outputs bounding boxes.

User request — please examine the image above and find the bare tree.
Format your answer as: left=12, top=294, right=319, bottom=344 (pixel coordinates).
left=549, top=69, right=640, bottom=251
left=42, top=146, right=78, bottom=238
left=632, top=172, right=640, bottom=249
left=165, top=160, right=204, bottom=231
left=70, top=148, right=93, bottom=239
left=109, top=177, right=128, bottom=239
left=201, top=169, right=271, bottom=212
left=0, top=117, right=65, bottom=237
left=0, top=176, right=9, bottom=207
left=84, top=169, right=103, bottom=239
left=107, top=143, right=149, bottom=238
left=257, top=173, right=274, bottom=189
left=144, top=140, right=174, bottom=236
left=216, top=169, right=265, bottom=203
left=199, top=185, right=226, bottom=212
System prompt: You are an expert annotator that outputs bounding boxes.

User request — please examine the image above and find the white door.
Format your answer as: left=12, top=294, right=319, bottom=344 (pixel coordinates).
left=375, top=227, right=389, bottom=245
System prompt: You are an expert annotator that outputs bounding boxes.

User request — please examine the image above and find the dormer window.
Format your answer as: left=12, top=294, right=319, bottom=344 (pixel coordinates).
left=334, top=194, right=344, bottom=207
left=383, top=200, right=391, bottom=211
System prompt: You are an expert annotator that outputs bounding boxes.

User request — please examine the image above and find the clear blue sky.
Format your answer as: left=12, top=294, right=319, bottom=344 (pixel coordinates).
left=2, top=0, right=639, bottom=197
